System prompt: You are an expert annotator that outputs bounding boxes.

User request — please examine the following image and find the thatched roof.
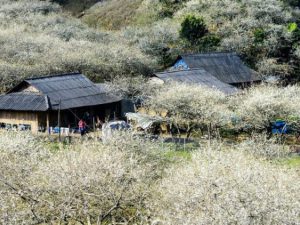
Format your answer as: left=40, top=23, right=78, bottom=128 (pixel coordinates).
left=155, top=69, right=239, bottom=95
left=2, top=73, right=121, bottom=111
left=173, top=52, right=261, bottom=84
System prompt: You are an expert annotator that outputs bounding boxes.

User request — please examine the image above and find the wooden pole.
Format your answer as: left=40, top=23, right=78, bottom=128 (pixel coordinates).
left=58, top=100, right=61, bottom=142
left=93, top=116, right=96, bottom=140
left=93, top=116, right=96, bottom=132
left=35, top=113, right=39, bottom=135
left=46, top=112, right=50, bottom=135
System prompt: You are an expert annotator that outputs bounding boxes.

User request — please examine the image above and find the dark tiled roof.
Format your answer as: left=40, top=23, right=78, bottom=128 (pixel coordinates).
left=26, top=73, right=121, bottom=110
left=4, top=73, right=122, bottom=111
left=155, top=69, right=239, bottom=95
left=53, top=92, right=122, bottom=110
left=178, top=52, right=261, bottom=84
left=0, top=93, right=49, bottom=111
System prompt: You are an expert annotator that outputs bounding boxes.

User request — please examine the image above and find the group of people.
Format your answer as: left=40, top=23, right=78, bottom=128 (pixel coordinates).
left=78, top=112, right=105, bottom=136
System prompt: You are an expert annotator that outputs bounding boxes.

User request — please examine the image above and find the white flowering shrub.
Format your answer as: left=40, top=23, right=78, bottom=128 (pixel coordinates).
left=294, top=46, right=300, bottom=59
left=237, top=133, right=291, bottom=159
left=149, top=146, right=300, bottom=225
left=122, top=19, right=180, bottom=66
left=231, top=85, right=300, bottom=131
left=106, top=75, right=158, bottom=101
left=145, top=83, right=300, bottom=135
left=0, top=131, right=299, bottom=224
left=145, top=83, right=232, bottom=137
left=0, top=132, right=168, bottom=224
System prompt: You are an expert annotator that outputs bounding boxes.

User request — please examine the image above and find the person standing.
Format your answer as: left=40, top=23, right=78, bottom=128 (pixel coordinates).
left=78, top=119, right=86, bottom=136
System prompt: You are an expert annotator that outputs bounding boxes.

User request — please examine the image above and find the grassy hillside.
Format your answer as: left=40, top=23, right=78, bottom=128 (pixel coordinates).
left=52, top=0, right=102, bottom=14
left=83, top=0, right=144, bottom=30
left=0, top=0, right=299, bottom=91
left=82, top=0, right=300, bottom=81
left=0, top=0, right=155, bottom=92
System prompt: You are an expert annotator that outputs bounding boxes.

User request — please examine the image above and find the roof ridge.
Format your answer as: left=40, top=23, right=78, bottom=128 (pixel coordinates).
left=42, top=84, right=97, bottom=95
left=25, top=72, right=82, bottom=81
left=181, top=52, right=237, bottom=57
left=9, top=92, right=45, bottom=96
left=51, top=92, right=113, bottom=103
left=155, top=68, right=207, bottom=74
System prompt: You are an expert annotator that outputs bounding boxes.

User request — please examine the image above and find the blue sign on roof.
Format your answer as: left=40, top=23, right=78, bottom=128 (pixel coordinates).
left=171, top=59, right=190, bottom=70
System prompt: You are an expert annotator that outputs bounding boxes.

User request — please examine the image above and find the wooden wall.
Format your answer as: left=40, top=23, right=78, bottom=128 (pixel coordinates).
left=0, top=111, right=39, bottom=133
left=0, top=102, right=121, bottom=134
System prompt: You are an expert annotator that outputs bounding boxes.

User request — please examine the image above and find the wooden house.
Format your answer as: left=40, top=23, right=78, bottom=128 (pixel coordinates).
left=0, top=73, right=122, bottom=133
left=168, top=52, right=261, bottom=88
left=152, top=68, right=239, bottom=95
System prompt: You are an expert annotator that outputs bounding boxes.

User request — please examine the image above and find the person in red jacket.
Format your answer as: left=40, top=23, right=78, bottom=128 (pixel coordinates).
left=78, top=119, right=86, bottom=136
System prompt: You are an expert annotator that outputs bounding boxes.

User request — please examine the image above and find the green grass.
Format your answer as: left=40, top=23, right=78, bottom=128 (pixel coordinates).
left=282, top=156, right=300, bottom=167
left=161, top=141, right=199, bottom=161
left=164, top=150, right=192, bottom=161
left=276, top=155, right=300, bottom=168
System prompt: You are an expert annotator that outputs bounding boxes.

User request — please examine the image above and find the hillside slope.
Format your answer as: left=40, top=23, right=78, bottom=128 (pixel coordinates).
left=51, top=0, right=101, bottom=14
left=0, top=0, right=154, bottom=92
left=0, top=0, right=299, bottom=92
left=83, top=0, right=144, bottom=30
left=82, top=0, right=300, bottom=81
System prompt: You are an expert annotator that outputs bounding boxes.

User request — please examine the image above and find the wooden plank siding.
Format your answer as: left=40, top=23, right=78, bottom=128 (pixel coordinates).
left=0, top=111, right=39, bottom=133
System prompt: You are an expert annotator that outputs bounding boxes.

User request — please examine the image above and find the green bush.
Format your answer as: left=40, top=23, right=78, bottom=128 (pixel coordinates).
left=253, top=28, right=267, bottom=44
left=283, top=0, right=300, bottom=7
left=179, top=15, right=208, bottom=44
left=198, top=34, right=221, bottom=51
